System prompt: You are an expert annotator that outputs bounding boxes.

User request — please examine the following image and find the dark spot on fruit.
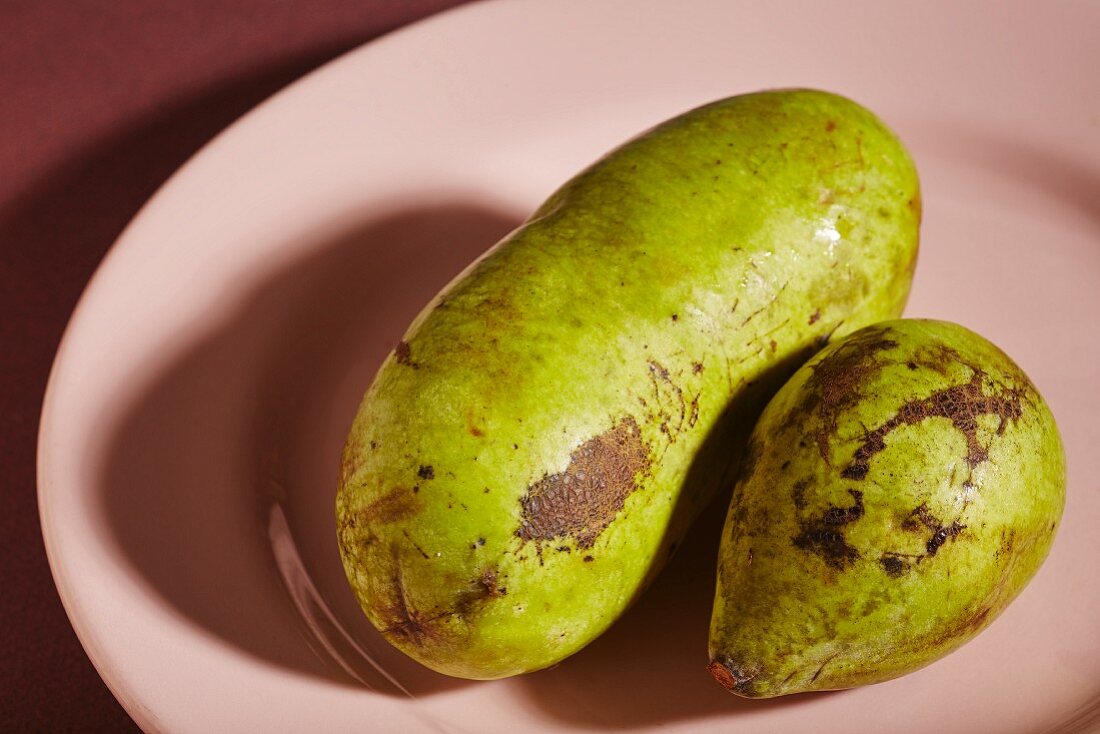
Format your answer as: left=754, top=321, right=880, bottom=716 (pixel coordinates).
left=769, top=339, right=778, bottom=352
left=477, top=537, right=486, bottom=546
left=892, top=504, right=966, bottom=567
left=369, top=440, right=378, bottom=450
left=583, top=555, right=594, bottom=563
left=418, top=465, right=435, bottom=480
left=802, top=326, right=900, bottom=463
left=880, top=554, right=906, bottom=577
left=808, top=309, right=821, bottom=325
left=692, top=361, right=704, bottom=374
left=394, top=340, right=417, bottom=367
left=708, top=657, right=757, bottom=695
left=359, top=486, right=421, bottom=525
left=412, top=486, right=419, bottom=494
left=671, top=313, right=679, bottom=322
left=556, top=545, right=570, bottom=552
left=842, top=370, right=1024, bottom=480
left=792, top=489, right=864, bottom=569
left=477, top=568, right=505, bottom=598
left=907, top=361, right=918, bottom=370
left=469, top=425, right=485, bottom=437
left=515, top=417, right=650, bottom=549
left=825, top=119, right=837, bottom=132
left=926, top=521, right=966, bottom=557
left=902, top=504, right=940, bottom=532
left=781, top=460, right=791, bottom=471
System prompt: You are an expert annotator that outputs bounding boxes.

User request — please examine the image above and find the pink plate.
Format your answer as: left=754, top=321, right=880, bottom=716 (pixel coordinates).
left=38, top=1, right=1100, bottom=731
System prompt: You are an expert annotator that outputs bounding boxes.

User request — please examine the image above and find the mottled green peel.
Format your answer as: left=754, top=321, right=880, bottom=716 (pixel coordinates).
left=337, top=89, right=920, bottom=679
left=709, top=319, right=1065, bottom=697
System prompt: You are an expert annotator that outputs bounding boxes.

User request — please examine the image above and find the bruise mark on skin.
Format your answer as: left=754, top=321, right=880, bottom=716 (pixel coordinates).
left=792, top=488, right=864, bottom=569
left=380, top=551, right=439, bottom=644
left=394, top=340, right=419, bottom=368
left=382, top=557, right=511, bottom=645
left=452, top=566, right=512, bottom=617
left=360, top=486, right=421, bottom=525
left=880, top=504, right=967, bottom=577
left=842, top=370, right=1024, bottom=480
left=801, top=326, right=900, bottom=463
left=418, top=465, right=435, bottom=480
left=516, top=417, right=650, bottom=550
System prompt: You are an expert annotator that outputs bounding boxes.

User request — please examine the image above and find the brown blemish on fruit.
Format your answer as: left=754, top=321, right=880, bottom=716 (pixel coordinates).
left=360, top=487, right=421, bottom=525
left=380, top=555, right=440, bottom=644
left=881, top=504, right=967, bottom=576
left=583, top=555, right=594, bottom=562
left=418, top=465, right=435, bottom=480
left=880, top=554, right=906, bottom=577
left=339, top=446, right=363, bottom=486
left=692, top=361, right=704, bottom=374
left=643, top=360, right=689, bottom=444
left=927, top=604, right=993, bottom=652
left=468, top=425, right=485, bottom=437
left=808, top=309, right=821, bottom=325
left=688, top=394, right=700, bottom=428
left=925, top=520, right=966, bottom=557
left=792, top=489, right=864, bottom=569
left=803, top=326, right=899, bottom=463
left=907, top=192, right=922, bottom=219
left=394, top=340, right=418, bottom=367
left=708, top=657, right=757, bottom=695
left=825, top=119, right=837, bottom=132
left=516, top=417, right=650, bottom=549
left=842, top=370, right=1024, bottom=480
left=477, top=568, right=507, bottom=598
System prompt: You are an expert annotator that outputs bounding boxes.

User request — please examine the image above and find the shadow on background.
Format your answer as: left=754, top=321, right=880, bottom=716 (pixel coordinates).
left=97, top=203, right=519, bottom=695
left=2, top=19, right=462, bottom=729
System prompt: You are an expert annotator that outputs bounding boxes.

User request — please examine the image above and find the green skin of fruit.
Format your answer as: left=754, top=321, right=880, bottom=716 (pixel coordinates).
left=708, top=319, right=1066, bottom=697
left=337, top=89, right=920, bottom=679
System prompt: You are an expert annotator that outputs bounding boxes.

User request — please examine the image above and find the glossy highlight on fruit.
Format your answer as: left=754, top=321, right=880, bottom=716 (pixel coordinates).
left=337, top=89, right=920, bottom=679
left=709, top=319, right=1065, bottom=697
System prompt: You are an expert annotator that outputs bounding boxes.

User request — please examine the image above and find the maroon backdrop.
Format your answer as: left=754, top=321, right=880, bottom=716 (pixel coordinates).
left=0, top=3, right=470, bottom=729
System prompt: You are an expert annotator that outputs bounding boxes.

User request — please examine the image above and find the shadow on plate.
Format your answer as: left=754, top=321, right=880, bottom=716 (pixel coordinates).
left=98, top=201, right=519, bottom=696
left=517, top=477, right=830, bottom=728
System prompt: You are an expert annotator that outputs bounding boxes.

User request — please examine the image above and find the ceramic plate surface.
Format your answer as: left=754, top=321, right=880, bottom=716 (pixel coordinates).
left=39, top=1, right=1100, bottom=731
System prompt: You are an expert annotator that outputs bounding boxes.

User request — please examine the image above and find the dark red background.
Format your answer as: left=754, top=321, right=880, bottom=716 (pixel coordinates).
left=0, top=3, right=470, bottom=729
